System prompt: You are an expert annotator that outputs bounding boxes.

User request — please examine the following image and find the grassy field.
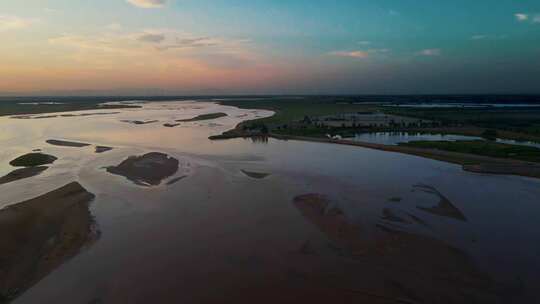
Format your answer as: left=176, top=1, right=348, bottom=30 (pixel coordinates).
left=216, top=97, right=540, bottom=165
left=400, top=140, right=540, bottom=163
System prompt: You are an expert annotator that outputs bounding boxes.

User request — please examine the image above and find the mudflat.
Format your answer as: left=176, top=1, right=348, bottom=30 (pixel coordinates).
left=106, top=152, right=180, bottom=186
left=293, top=193, right=498, bottom=303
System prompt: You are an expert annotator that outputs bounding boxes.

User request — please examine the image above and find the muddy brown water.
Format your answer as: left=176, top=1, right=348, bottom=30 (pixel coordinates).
left=0, top=101, right=539, bottom=303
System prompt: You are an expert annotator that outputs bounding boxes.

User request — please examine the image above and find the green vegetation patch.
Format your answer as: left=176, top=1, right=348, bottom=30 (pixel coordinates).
left=380, top=106, right=540, bottom=139
left=9, top=153, right=58, bottom=167
left=400, top=140, right=540, bottom=163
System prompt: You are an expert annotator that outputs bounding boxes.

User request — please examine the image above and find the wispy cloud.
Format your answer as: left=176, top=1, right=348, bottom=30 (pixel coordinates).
left=138, top=33, right=166, bottom=43
left=357, top=41, right=371, bottom=46
left=417, top=49, right=441, bottom=56
left=48, top=28, right=257, bottom=71
left=330, top=50, right=369, bottom=59
left=470, top=34, right=507, bottom=40
left=0, top=15, right=36, bottom=32
left=514, top=13, right=540, bottom=24
left=127, top=0, right=167, bottom=8
left=158, top=37, right=220, bottom=50
left=515, top=13, right=529, bottom=22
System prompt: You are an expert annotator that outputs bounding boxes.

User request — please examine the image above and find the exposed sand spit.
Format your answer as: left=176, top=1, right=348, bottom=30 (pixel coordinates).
left=46, top=139, right=91, bottom=147
left=120, top=120, right=159, bottom=125
left=414, top=184, right=467, bottom=221
left=241, top=170, right=271, bottom=179
left=95, top=146, right=113, bottom=154
left=0, top=167, right=48, bottom=185
left=106, top=152, right=179, bottom=186
left=0, top=182, right=97, bottom=302
left=176, top=112, right=227, bottom=122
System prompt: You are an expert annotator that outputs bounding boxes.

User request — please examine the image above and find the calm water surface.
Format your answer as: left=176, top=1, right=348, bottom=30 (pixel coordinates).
left=352, top=131, right=540, bottom=149
left=1, top=101, right=539, bottom=303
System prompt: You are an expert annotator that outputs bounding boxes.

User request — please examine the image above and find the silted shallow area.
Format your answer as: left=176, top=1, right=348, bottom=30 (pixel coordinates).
left=0, top=101, right=539, bottom=303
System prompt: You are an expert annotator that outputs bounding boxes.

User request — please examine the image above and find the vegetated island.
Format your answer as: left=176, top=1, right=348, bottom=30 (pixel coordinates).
left=210, top=97, right=540, bottom=179
left=0, top=153, right=58, bottom=185
left=0, top=182, right=97, bottom=303
left=9, top=153, right=58, bottom=167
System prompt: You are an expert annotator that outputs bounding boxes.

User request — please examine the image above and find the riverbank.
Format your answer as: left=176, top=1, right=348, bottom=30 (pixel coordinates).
left=272, top=134, right=540, bottom=177
left=211, top=126, right=540, bottom=179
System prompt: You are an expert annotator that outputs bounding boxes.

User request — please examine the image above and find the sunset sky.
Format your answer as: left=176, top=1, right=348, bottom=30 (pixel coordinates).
left=1, top=0, right=540, bottom=95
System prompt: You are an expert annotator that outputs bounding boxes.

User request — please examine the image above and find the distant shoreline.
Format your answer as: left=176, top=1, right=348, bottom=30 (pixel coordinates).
left=211, top=124, right=540, bottom=180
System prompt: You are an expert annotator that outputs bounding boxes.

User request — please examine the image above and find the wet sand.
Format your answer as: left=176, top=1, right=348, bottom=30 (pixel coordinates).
left=0, top=182, right=96, bottom=302
left=106, top=152, right=180, bottom=186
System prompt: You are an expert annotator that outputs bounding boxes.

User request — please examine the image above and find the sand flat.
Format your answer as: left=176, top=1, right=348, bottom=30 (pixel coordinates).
left=106, top=152, right=180, bottom=186
left=0, top=167, right=48, bottom=185
left=0, top=182, right=96, bottom=302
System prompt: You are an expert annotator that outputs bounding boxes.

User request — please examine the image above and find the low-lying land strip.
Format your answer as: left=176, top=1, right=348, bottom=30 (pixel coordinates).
left=214, top=98, right=540, bottom=179
left=272, top=134, right=540, bottom=178
left=0, top=102, right=139, bottom=117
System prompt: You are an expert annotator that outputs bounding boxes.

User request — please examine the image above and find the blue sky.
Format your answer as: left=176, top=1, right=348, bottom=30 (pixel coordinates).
left=1, top=0, right=539, bottom=94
